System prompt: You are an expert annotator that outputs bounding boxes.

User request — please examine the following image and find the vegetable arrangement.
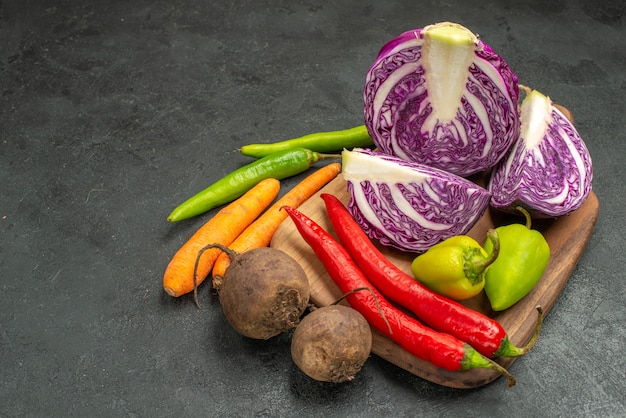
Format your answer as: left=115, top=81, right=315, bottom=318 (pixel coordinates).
left=163, top=178, right=280, bottom=298
left=320, top=193, right=542, bottom=359
left=283, top=204, right=516, bottom=386
left=210, top=163, right=341, bottom=284
left=160, top=20, right=594, bottom=389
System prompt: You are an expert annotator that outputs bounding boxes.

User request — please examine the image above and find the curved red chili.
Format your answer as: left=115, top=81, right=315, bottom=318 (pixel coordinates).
left=282, top=205, right=516, bottom=386
left=320, top=193, right=542, bottom=359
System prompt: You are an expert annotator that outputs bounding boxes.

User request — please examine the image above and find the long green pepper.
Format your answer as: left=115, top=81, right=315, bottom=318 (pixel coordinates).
left=239, top=125, right=373, bottom=158
left=168, top=148, right=335, bottom=222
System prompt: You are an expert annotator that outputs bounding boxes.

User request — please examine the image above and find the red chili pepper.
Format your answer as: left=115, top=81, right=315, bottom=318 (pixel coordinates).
left=282, top=205, right=516, bottom=386
left=320, top=193, right=543, bottom=359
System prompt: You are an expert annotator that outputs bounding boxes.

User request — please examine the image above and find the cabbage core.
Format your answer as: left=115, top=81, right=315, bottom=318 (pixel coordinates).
left=422, top=22, right=477, bottom=122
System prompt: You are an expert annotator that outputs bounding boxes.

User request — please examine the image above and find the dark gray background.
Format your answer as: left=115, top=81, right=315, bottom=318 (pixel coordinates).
left=1, top=0, right=625, bottom=417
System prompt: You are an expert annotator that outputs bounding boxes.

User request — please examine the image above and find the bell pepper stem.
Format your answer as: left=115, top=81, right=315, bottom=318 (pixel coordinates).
left=515, top=205, right=533, bottom=229
left=471, top=228, right=500, bottom=272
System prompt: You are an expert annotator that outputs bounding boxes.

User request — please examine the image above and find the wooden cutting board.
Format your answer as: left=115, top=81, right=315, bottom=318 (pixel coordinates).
left=270, top=107, right=598, bottom=388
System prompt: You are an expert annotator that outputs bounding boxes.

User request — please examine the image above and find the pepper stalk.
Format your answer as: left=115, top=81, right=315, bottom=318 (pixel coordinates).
left=411, top=229, right=501, bottom=300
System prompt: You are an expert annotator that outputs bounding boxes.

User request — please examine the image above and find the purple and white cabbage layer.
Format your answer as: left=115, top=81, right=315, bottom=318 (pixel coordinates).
left=488, top=88, right=593, bottom=217
left=363, top=22, right=520, bottom=177
left=342, top=148, right=491, bottom=253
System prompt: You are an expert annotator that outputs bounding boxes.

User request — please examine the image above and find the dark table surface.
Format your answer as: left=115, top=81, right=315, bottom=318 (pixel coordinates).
left=2, top=0, right=625, bottom=417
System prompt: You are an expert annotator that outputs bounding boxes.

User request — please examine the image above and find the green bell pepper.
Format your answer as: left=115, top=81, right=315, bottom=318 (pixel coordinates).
left=483, top=206, right=550, bottom=311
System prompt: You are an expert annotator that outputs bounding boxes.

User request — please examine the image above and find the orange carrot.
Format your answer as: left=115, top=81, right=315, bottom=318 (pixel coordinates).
left=211, top=163, right=341, bottom=281
left=163, top=178, right=280, bottom=298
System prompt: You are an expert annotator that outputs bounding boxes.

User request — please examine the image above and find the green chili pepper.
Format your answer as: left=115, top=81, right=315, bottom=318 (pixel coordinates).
left=483, top=206, right=550, bottom=311
left=239, top=125, right=373, bottom=158
left=411, top=230, right=500, bottom=300
left=168, top=148, right=337, bottom=222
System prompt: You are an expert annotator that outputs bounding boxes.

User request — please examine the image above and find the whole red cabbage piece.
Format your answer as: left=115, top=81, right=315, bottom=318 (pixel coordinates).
left=488, top=88, right=593, bottom=217
left=342, top=148, right=491, bottom=253
left=363, top=22, right=520, bottom=177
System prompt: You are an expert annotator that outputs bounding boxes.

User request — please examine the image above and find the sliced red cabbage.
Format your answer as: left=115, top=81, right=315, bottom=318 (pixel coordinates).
left=363, top=22, right=520, bottom=177
left=342, top=148, right=491, bottom=253
left=488, top=88, right=593, bottom=217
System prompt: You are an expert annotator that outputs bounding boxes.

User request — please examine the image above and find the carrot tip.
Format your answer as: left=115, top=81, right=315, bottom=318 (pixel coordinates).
left=164, top=286, right=179, bottom=297
left=212, top=275, right=225, bottom=291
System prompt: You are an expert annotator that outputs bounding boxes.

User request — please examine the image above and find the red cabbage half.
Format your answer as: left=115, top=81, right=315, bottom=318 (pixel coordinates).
left=363, top=22, right=520, bottom=177
left=488, top=88, right=593, bottom=217
left=342, top=148, right=491, bottom=253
